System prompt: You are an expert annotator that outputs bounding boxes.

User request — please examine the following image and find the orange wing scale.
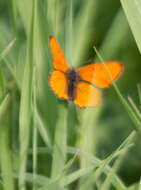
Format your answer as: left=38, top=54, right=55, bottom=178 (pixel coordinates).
left=78, top=62, right=123, bottom=88
left=49, top=36, right=68, bottom=72
left=74, top=81, right=101, bottom=108
left=49, top=70, right=68, bottom=99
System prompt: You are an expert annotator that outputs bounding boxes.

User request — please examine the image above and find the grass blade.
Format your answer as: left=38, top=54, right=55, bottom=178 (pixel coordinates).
left=0, top=95, right=10, bottom=119
left=100, top=143, right=132, bottom=190
left=95, top=8, right=130, bottom=61
left=0, top=38, right=16, bottom=62
left=51, top=104, right=68, bottom=179
left=36, top=109, right=52, bottom=148
left=128, top=96, right=141, bottom=121
left=16, top=0, right=33, bottom=34
left=32, top=0, right=38, bottom=189
left=137, top=84, right=141, bottom=106
left=73, top=0, right=100, bottom=67
left=120, top=0, right=141, bottom=54
left=94, top=47, right=141, bottom=133
left=0, top=94, right=15, bottom=190
left=64, top=0, right=73, bottom=66
left=14, top=172, right=50, bottom=186
left=18, top=1, right=35, bottom=189
left=78, top=131, right=135, bottom=190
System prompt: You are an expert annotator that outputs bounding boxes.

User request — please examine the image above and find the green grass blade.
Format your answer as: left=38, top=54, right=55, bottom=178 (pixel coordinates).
left=128, top=96, right=141, bottom=121
left=61, top=167, right=93, bottom=187
left=32, top=0, right=38, bottom=189
left=0, top=23, right=20, bottom=88
left=0, top=38, right=16, bottom=62
left=0, top=94, right=15, bottom=190
left=47, top=0, right=65, bottom=37
left=29, top=145, right=126, bottom=189
left=0, top=67, right=5, bottom=100
left=34, top=0, right=58, bottom=143
left=78, top=131, right=135, bottom=190
left=67, top=146, right=126, bottom=189
left=32, top=70, right=38, bottom=190
left=16, top=0, right=33, bottom=34
left=78, top=108, right=103, bottom=190
left=137, top=84, right=141, bottom=106
left=14, top=172, right=50, bottom=186
left=64, top=0, right=73, bottom=66
left=73, top=0, right=100, bottom=67
left=33, top=116, right=38, bottom=190
left=128, top=182, right=138, bottom=190
left=120, top=0, right=141, bottom=54
left=62, top=152, right=78, bottom=174
left=51, top=104, right=68, bottom=179
left=100, top=144, right=132, bottom=190
left=94, top=47, right=141, bottom=133
left=0, top=20, right=21, bottom=89
left=95, top=8, right=130, bottom=61
left=54, top=131, right=134, bottom=189
left=113, top=87, right=141, bottom=133
left=40, top=167, right=93, bottom=190
left=18, top=1, right=35, bottom=189
left=0, top=123, right=15, bottom=190
left=36, top=109, right=52, bottom=148
left=138, top=178, right=141, bottom=190
left=41, top=182, right=66, bottom=190
left=0, top=94, right=10, bottom=119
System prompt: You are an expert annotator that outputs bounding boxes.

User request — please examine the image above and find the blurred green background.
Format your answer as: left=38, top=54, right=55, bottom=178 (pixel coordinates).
left=0, top=0, right=141, bottom=189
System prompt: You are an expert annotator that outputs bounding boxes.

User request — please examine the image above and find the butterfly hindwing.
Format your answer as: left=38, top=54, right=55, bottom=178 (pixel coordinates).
left=49, top=36, right=68, bottom=72
left=49, top=70, right=68, bottom=99
left=74, top=81, right=101, bottom=108
left=77, top=62, right=123, bottom=88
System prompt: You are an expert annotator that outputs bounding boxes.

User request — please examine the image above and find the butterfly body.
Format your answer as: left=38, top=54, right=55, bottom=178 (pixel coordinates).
left=49, top=36, right=123, bottom=108
left=66, top=67, right=81, bottom=101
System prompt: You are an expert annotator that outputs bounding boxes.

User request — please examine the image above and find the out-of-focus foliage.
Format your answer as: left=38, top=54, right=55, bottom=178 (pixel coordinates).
left=0, top=0, right=141, bottom=189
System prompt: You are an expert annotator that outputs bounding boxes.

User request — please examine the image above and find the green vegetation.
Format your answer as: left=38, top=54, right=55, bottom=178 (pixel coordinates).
left=0, top=0, right=141, bottom=189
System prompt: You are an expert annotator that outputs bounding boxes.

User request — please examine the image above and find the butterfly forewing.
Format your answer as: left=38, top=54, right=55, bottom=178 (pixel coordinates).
left=74, top=81, right=101, bottom=108
left=49, top=36, right=68, bottom=72
left=49, top=70, right=68, bottom=99
left=78, top=62, right=123, bottom=88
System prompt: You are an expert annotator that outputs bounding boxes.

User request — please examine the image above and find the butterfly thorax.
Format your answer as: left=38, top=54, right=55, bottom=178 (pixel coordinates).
left=66, top=67, right=82, bottom=101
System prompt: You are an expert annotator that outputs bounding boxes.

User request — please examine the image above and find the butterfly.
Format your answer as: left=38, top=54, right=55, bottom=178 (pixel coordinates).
left=49, top=36, right=123, bottom=108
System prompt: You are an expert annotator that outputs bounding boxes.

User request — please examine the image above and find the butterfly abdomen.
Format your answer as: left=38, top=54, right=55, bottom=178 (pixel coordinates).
left=66, top=68, right=81, bottom=101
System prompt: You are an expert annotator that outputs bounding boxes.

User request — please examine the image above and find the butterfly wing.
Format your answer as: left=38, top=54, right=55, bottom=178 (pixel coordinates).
left=74, top=81, right=101, bottom=108
left=49, top=36, right=68, bottom=72
left=49, top=70, right=68, bottom=99
left=77, top=62, right=123, bottom=88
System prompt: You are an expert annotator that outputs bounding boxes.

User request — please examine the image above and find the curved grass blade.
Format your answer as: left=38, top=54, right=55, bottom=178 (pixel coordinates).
left=120, top=0, right=141, bottom=54
left=94, top=47, right=141, bottom=133
left=77, top=131, right=135, bottom=190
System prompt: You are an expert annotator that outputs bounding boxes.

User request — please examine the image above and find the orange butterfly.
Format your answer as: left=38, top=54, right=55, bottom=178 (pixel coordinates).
left=49, top=36, right=123, bottom=108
